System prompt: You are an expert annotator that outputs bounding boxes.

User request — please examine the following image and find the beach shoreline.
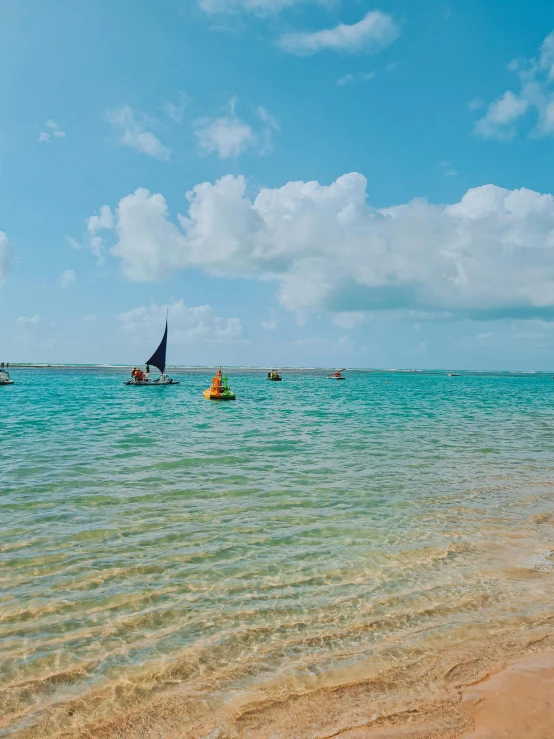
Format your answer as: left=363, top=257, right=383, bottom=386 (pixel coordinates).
left=56, top=628, right=554, bottom=739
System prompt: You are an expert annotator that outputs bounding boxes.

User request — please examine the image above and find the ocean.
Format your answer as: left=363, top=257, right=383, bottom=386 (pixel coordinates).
left=2, top=367, right=554, bottom=738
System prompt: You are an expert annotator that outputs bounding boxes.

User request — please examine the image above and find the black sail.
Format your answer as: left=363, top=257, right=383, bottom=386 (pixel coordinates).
left=146, top=320, right=167, bottom=375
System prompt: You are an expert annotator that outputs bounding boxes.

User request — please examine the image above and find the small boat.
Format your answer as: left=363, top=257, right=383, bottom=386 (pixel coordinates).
left=267, top=369, right=282, bottom=381
left=0, top=369, right=14, bottom=385
left=448, top=373, right=460, bottom=377
left=327, top=369, right=346, bottom=380
left=204, top=368, right=236, bottom=400
left=124, top=314, right=179, bottom=386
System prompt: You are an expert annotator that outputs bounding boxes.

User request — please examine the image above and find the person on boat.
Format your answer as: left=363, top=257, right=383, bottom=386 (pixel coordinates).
left=135, top=368, right=144, bottom=383
left=144, top=364, right=150, bottom=382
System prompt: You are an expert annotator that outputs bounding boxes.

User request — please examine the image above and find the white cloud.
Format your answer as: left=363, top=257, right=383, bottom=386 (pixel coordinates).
left=199, top=0, right=321, bottom=14
left=278, top=11, right=400, bottom=56
left=337, top=71, right=375, bottom=86
left=194, top=98, right=278, bottom=158
left=38, top=119, right=67, bottom=143
left=163, top=92, right=188, bottom=124
left=106, top=105, right=171, bottom=160
left=439, top=161, right=458, bottom=177
left=61, top=269, right=76, bottom=288
left=332, top=312, right=366, bottom=328
left=256, top=105, right=280, bottom=154
left=86, top=205, right=115, bottom=259
left=195, top=114, right=254, bottom=159
left=474, top=90, right=529, bottom=140
left=119, top=300, right=245, bottom=344
left=468, top=97, right=485, bottom=111
left=95, top=172, right=554, bottom=323
left=475, top=31, right=554, bottom=140
left=16, top=315, right=58, bottom=346
left=47, top=120, right=67, bottom=138
left=0, top=232, right=14, bottom=283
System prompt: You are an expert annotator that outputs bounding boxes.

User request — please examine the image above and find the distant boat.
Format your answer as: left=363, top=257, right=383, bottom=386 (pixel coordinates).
left=125, top=314, right=179, bottom=386
left=204, top=368, right=236, bottom=400
left=448, top=373, right=460, bottom=377
left=267, top=369, right=282, bottom=381
left=328, top=368, right=346, bottom=380
left=0, top=369, right=14, bottom=385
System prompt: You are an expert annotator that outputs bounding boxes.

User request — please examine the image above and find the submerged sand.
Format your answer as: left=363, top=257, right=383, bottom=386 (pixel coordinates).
left=60, top=628, right=554, bottom=739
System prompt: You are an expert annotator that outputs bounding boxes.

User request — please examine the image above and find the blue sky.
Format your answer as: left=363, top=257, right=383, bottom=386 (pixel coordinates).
left=2, top=0, right=554, bottom=369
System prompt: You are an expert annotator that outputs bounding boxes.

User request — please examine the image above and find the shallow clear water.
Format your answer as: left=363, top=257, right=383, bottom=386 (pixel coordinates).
left=1, top=368, right=554, bottom=736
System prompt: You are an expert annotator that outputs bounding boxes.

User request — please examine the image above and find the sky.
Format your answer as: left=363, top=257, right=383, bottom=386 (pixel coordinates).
left=2, top=0, right=554, bottom=370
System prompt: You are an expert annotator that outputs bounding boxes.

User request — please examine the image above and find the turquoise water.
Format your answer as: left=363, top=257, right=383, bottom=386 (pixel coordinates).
left=2, top=368, right=554, bottom=737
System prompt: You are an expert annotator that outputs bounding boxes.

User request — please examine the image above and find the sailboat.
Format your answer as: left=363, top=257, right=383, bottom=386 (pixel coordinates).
left=124, top=314, right=179, bottom=386
left=327, top=368, right=346, bottom=380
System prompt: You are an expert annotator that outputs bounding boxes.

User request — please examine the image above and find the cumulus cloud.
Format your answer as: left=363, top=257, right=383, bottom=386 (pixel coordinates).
left=61, top=269, right=76, bottom=288
left=194, top=98, right=278, bottom=158
left=278, top=11, right=400, bottom=56
left=16, top=315, right=58, bottom=346
left=0, top=232, right=14, bottom=283
left=119, top=300, right=245, bottom=344
left=90, top=172, right=554, bottom=322
left=86, top=205, right=115, bottom=259
left=38, top=119, right=67, bottom=143
left=475, top=31, right=554, bottom=140
left=106, top=105, right=171, bottom=160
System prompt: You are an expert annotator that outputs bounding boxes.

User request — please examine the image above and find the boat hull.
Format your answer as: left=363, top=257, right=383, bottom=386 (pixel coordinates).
left=0, top=380, right=14, bottom=385
left=267, top=377, right=282, bottom=381
left=203, top=390, right=236, bottom=400
left=327, top=377, right=345, bottom=380
left=124, top=380, right=180, bottom=386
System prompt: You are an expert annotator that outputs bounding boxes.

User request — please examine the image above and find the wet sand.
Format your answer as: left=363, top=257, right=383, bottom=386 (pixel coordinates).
left=63, top=633, right=554, bottom=739
left=459, top=652, right=554, bottom=739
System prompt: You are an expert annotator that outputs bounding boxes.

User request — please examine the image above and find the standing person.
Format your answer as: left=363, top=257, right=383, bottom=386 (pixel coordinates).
left=144, top=364, right=150, bottom=382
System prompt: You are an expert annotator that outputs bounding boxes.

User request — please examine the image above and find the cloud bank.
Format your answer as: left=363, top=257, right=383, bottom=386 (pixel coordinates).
left=91, top=173, right=554, bottom=321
